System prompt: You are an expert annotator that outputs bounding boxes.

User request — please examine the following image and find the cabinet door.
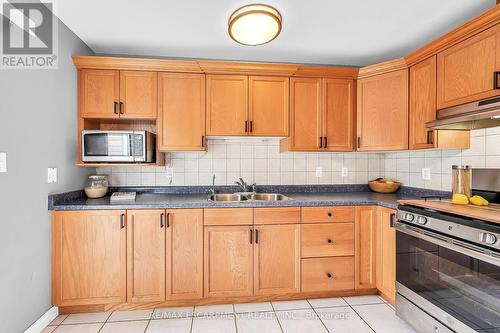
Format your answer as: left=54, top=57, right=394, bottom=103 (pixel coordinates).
left=52, top=210, right=126, bottom=306
left=289, top=77, right=322, bottom=151
left=127, top=210, right=165, bottom=303
left=323, top=79, right=355, bottom=151
left=376, top=208, right=396, bottom=304
left=166, top=209, right=204, bottom=300
left=355, top=206, right=377, bottom=289
left=204, top=226, right=253, bottom=297
left=410, top=56, right=437, bottom=150
left=79, top=69, right=119, bottom=119
left=357, top=70, right=408, bottom=151
left=302, top=257, right=354, bottom=292
left=119, top=71, right=157, bottom=119
left=254, top=224, right=301, bottom=295
left=158, top=73, right=206, bottom=151
left=249, top=76, right=289, bottom=136
left=206, top=75, right=248, bottom=136
left=437, top=24, right=500, bottom=109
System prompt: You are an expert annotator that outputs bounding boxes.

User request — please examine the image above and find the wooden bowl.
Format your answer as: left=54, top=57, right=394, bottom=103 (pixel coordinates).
left=368, top=180, right=401, bottom=193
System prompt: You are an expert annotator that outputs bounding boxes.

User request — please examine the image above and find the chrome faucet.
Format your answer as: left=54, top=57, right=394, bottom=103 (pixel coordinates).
left=211, top=174, right=216, bottom=195
left=235, top=178, right=256, bottom=193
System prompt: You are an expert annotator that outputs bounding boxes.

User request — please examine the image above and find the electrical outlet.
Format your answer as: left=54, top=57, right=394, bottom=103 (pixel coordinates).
left=341, top=167, right=348, bottom=177
left=0, top=152, right=6, bottom=173
left=315, top=166, right=322, bottom=177
left=422, top=168, right=431, bottom=180
left=165, top=167, right=174, bottom=178
left=47, top=167, right=57, bottom=183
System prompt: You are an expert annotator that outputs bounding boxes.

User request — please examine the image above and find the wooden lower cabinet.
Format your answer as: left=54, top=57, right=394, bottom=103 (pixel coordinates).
left=127, top=210, right=166, bottom=303
left=204, top=225, right=254, bottom=297
left=52, top=210, right=126, bottom=306
left=254, top=224, right=301, bottom=295
left=302, top=257, right=355, bottom=292
left=166, top=209, right=204, bottom=300
left=302, top=223, right=354, bottom=258
left=376, top=208, right=397, bottom=304
left=355, top=206, right=377, bottom=289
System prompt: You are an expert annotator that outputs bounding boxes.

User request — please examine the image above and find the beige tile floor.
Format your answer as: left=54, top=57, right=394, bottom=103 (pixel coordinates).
left=42, top=295, right=417, bottom=333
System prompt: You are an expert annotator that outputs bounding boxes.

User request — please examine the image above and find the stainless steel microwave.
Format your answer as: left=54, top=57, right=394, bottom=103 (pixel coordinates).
left=81, top=130, right=155, bottom=163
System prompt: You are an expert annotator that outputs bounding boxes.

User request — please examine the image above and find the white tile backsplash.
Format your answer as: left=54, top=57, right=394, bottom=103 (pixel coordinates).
left=98, top=128, right=500, bottom=190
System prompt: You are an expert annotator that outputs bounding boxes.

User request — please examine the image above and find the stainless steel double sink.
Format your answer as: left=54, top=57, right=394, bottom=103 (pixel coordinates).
left=208, top=193, right=293, bottom=202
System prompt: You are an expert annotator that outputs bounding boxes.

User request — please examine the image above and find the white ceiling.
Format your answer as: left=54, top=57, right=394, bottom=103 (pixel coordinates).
left=57, top=0, right=496, bottom=67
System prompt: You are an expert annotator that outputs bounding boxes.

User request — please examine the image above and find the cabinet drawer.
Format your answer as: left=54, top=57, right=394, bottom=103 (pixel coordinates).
left=302, top=206, right=354, bottom=223
left=204, top=208, right=253, bottom=226
left=254, top=207, right=301, bottom=225
left=302, top=223, right=354, bottom=258
left=302, top=257, right=354, bottom=292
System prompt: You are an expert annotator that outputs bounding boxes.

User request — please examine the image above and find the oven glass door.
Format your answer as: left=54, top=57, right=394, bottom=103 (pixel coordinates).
left=396, top=230, right=500, bottom=332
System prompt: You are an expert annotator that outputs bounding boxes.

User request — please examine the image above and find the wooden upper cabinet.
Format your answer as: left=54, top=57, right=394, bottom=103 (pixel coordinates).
left=126, top=210, right=165, bottom=303
left=119, top=71, right=157, bottom=119
left=157, top=73, right=206, bottom=151
left=355, top=206, right=377, bottom=289
left=357, top=69, right=409, bottom=151
left=288, top=77, right=322, bottom=151
left=249, top=76, right=289, bottom=136
left=410, top=56, right=437, bottom=150
left=206, top=75, right=248, bottom=136
left=204, top=225, right=253, bottom=297
left=52, top=210, right=126, bottom=306
left=166, top=209, right=204, bottom=300
left=323, top=79, right=355, bottom=151
left=254, top=224, right=301, bottom=295
left=79, top=69, right=119, bottom=119
left=376, top=208, right=396, bottom=304
left=437, top=24, right=500, bottom=109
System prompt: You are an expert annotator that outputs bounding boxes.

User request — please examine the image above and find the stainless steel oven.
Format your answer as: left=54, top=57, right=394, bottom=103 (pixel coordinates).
left=395, top=207, right=500, bottom=333
left=82, top=130, right=155, bottom=163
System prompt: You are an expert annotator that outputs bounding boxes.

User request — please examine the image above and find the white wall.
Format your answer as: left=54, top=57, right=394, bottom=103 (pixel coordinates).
left=0, top=17, right=93, bottom=333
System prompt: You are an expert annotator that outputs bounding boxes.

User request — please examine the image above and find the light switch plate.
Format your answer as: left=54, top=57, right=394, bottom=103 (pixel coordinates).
left=315, top=166, right=322, bottom=177
left=422, top=168, right=431, bottom=180
left=0, top=152, right=6, bottom=173
left=47, top=167, right=57, bottom=183
left=341, top=167, right=348, bottom=177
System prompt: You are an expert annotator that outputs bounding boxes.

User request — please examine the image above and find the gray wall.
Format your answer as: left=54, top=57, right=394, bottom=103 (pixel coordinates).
left=0, top=15, right=94, bottom=332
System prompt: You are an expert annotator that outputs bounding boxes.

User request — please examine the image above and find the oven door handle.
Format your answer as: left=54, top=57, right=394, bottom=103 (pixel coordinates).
left=395, top=222, right=500, bottom=267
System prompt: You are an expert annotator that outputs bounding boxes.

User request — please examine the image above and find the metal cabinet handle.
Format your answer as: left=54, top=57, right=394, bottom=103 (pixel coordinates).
left=357, top=137, right=361, bottom=149
left=319, top=137, right=323, bottom=149
left=201, top=136, right=205, bottom=148
left=326, top=273, right=333, bottom=278
left=255, top=229, right=259, bottom=244
left=119, top=102, right=124, bottom=114
left=426, top=130, right=434, bottom=145
left=327, top=238, right=333, bottom=244
left=245, top=121, right=248, bottom=133
left=249, top=229, right=253, bottom=244
left=327, top=212, right=332, bottom=217
left=390, top=213, right=396, bottom=228
left=160, top=213, right=165, bottom=228
left=166, top=212, right=171, bottom=228
left=323, top=137, right=328, bottom=148
left=114, top=102, right=118, bottom=114
left=494, top=71, right=500, bottom=89
left=249, top=121, right=253, bottom=133
left=120, top=213, right=125, bottom=229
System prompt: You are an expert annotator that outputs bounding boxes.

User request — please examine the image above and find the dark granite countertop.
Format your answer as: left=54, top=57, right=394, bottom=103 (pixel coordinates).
left=49, top=185, right=450, bottom=211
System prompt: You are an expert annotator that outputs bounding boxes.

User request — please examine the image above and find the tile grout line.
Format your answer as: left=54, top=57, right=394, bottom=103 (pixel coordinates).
left=270, top=302, right=285, bottom=333
left=233, top=304, right=238, bottom=333
left=306, top=299, right=331, bottom=333
left=189, top=315, right=194, bottom=333
left=143, top=319, right=151, bottom=333
left=347, top=301, right=377, bottom=333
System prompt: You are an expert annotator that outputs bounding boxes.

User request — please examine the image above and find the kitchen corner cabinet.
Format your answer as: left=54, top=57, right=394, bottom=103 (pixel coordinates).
left=206, top=75, right=289, bottom=136
left=355, top=206, right=377, bottom=289
left=127, top=210, right=165, bottom=303
left=165, top=209, right=204, bottom=300
left=204, top=225, right=254, bottom=297
left=157, top=73, right=206, bottom=151
left=283, top=77, right=354, bottom=152
left=357, top=69, right=409, bottom=151
left=52, top=210, right=126, bottom=306
left=437, top=24, right=500, bottom=109
left=79, top=69, right=157, bottom=119
left=376, top=207, right=396, bottom=304
left=254, top=224, right=301, bottom=295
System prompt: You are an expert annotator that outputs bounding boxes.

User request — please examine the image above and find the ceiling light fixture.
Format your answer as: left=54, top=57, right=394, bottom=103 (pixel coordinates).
left=228, top=4, right=282, bottom=46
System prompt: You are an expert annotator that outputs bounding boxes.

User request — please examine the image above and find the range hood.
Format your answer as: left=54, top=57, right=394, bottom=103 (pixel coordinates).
left=427, top=96, right=500, bottom=130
